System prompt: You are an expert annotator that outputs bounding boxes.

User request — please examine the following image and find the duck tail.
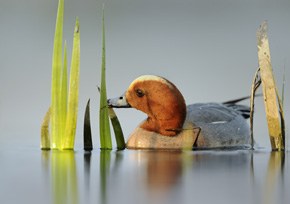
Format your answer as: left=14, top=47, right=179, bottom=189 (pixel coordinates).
left=223, top=103, right=250, bottom=119
left=222, top=95, right=262, bottom=119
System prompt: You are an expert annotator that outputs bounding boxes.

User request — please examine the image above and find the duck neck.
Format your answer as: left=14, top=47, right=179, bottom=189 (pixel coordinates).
left=140, top=105, right=187, bottom=136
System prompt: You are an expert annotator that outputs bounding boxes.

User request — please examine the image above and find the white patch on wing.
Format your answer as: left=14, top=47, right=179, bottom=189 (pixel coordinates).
left=210, top=121, right=227, bottom=124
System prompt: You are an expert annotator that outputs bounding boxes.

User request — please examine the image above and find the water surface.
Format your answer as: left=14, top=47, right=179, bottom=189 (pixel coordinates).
left=1, top=147, right=289, bottom=204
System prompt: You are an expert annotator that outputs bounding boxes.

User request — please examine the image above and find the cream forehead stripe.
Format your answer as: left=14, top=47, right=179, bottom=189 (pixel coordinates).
left=129, top=75, right=173, bottom=90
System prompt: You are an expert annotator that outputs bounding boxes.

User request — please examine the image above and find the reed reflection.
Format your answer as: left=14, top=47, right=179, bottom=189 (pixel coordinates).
left=262, top=152, right=285, bottom=204
left=51, top=151, right=79, bottom=204
left=40, top=148, right=287, bottom=204
left=100, top=150, right=111, bottom=204
left=84, top=151, right=92, bottom=204
left=99, top=150, right=125, bottom=204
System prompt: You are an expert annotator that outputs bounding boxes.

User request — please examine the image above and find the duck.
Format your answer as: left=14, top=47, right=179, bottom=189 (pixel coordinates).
left=107, top=75, right=251, bottom=150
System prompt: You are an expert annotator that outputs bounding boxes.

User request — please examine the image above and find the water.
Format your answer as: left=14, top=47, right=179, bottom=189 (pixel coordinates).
left=1, top=147, right=289, bottom=204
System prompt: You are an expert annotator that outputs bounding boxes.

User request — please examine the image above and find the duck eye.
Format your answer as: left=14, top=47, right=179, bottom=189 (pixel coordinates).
left=136, top=89, right=144, bottom=97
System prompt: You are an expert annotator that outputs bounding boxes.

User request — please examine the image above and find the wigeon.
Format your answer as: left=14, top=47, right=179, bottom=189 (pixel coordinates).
left=108, top=75, right=251, bottom=150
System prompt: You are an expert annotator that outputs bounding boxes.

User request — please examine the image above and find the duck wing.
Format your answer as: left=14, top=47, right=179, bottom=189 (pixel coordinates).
left=186, top=103, right=251, bottom=148
left=186, top=103, right=249, bottom=124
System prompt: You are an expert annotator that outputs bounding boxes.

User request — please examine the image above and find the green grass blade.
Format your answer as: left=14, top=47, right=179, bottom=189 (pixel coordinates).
left=41, top=107, right=51, bottom=150
left=84, top=99, right=93, bottom=151
left=99, top=6, right=112, bottom=150
left=51, top=0, right=64, bottom=149
left=63, top=18, right=80, bottom=149
left=108, top=108, right=125, bottom=150
left=60, top=41, right=68, bottom=143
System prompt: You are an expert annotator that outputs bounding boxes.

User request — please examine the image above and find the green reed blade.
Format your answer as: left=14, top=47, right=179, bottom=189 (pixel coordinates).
left=84, top=99, right=93, bottom=151
left=108, top=108, right=125, bottom=150
left=60, top=41, right=68, bottom=143
left=63, top=18, right=80, bottom=149
left=51, top=0, right=64, bottom=149
left=99, top=6, right=112, bottom=150
left=41, top=107, right=51, bottom=150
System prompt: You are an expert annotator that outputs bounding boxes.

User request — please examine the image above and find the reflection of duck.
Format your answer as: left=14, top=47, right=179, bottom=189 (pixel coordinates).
left=108, top=75, right=251, bottom=149
left=146, top=151, right=182, bottom=189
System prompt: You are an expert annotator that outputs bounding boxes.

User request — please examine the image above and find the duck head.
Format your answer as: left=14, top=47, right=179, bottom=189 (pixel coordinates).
left=108, top=75, right=187, bottom=136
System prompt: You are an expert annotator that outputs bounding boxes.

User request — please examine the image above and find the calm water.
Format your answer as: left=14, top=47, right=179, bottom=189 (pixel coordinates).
left=1, top=147, right=289, bottom=204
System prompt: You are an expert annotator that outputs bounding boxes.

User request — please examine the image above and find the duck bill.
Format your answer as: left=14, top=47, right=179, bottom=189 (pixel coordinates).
left=107, top=92, right=131, bottom=108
